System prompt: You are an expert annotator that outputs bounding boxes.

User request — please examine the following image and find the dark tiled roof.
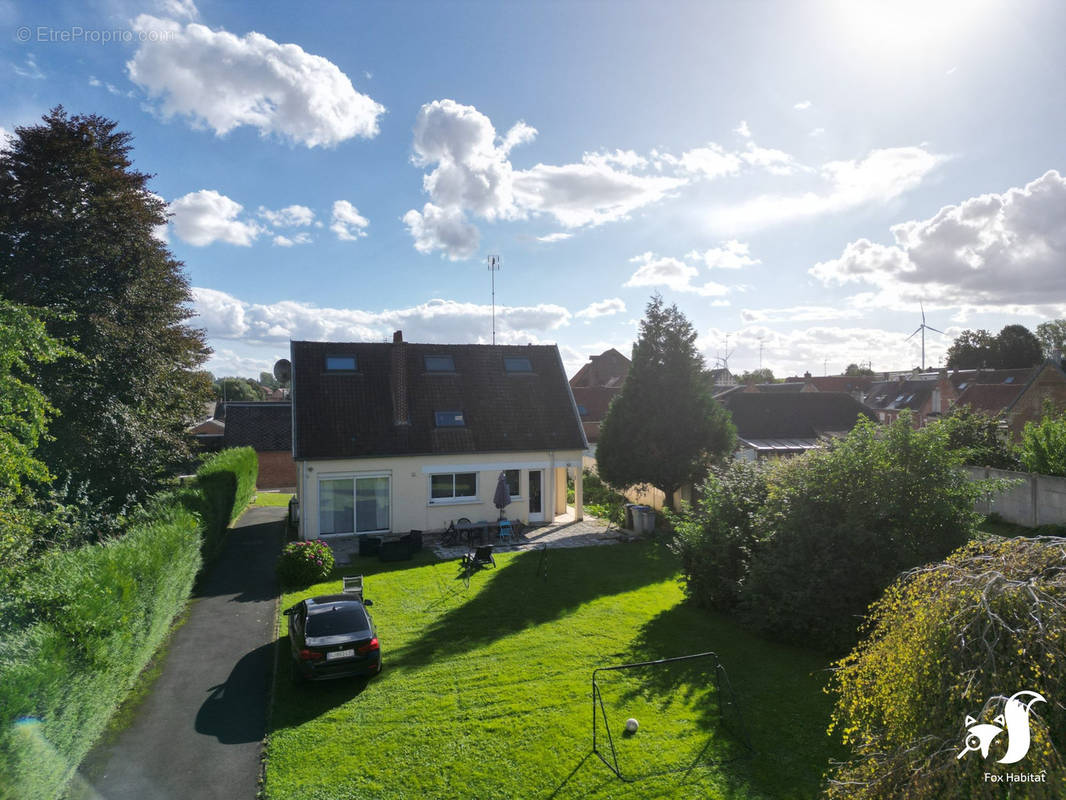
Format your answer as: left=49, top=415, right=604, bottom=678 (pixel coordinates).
left=570, top=385, right=620, bottom=422
left=948, top=368, right=1037, bottom=390
left=954, top=384, right=1025, bottom=415
left=570, top=348, right=630, bottom=388
left=292, top=340, right=586, bottom=460
left=751, top=382, right=806, bottom=393
left=222, top=402, right=292, bottom=451
left=864, top=380, right=936, bottom=411
left=796, top=375, right=874, bottom=393
left=720, top=392, right=876, bottom=440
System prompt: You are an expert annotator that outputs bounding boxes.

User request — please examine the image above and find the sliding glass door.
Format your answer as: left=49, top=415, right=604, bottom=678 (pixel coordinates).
left=319, top=474, right=390, bottom=535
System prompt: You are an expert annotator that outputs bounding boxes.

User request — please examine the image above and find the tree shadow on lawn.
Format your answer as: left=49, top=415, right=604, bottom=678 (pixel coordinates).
left=606, top=602, right=842, bottom=799
left=387, top=542, right=680, bottom=671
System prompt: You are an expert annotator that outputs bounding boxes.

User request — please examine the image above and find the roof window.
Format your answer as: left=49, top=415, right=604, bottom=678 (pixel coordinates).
left=504, top=356, right=533, bottom=373
left=424, top=355, right=456, bottom=372
left=434, top=411, right=465, bottom=427
left=325, top=355, right=357, bottom=371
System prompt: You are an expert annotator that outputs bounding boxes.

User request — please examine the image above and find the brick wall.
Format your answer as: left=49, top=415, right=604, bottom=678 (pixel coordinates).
left=257, top=450, right=297, bottom=490
left=1008, top=368, right=1066, bottom=438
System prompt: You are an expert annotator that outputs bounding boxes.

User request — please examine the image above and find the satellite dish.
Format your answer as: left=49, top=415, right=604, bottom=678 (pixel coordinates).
left=273, top=358, right=291, bottom=384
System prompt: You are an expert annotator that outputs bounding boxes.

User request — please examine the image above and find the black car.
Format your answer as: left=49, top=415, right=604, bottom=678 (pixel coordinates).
left=284, top=594, right=380, bottom=683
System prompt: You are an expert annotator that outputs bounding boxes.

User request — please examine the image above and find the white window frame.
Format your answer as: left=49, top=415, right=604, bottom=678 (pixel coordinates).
left=317, top=471, right=391, bottom=535
left=503, top=468, right=522, bottom=500
left=427, top=471, right=480, bottom=505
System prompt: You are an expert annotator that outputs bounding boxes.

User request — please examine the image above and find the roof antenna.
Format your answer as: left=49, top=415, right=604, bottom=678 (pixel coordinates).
left=487, top=254, right=501, bottom=346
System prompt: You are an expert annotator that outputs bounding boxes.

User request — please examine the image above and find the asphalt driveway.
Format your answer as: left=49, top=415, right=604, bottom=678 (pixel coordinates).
left=87, top=505, right=284, bottom=800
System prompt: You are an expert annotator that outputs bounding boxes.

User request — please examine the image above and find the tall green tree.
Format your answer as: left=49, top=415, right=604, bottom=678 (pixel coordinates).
left=0, top=108, right=212, bottom=507
left=844, top=362, right=874, bottom=376
left=1036, top=318, right=1066, bottom=359
left=994, top=323, right=1043, bottom=368
left=945, top=328, right=995, bottom=369
left=596, top=296, right=735, bottom=510
left=737, top=367, right=774, bottom=385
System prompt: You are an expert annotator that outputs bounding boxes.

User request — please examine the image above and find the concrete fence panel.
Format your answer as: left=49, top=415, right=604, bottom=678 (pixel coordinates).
left=963, top=466, right=1066, bottom=527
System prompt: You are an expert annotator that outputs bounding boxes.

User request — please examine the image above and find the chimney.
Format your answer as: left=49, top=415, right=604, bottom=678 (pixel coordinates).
left=390, top=330, right=409, bottom=426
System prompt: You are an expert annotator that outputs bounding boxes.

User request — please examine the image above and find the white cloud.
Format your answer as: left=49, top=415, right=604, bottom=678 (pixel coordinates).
left=809, top=169, right=1066, bottom=311
left=273, top=232, right=311, bottom=247
left=740, top=143, right=798, bottom=176
left=809, top=127, right=826, bottom=137
left=330, top=200, right=369, bottom=241
left=405, top=99, right=685, bottom=257
left=575, top=298, right=626, bottom=319
left=713, top=145, right=945, bottom=231
left=686, top=240, right=760, bottom=270
left=13, top=54, right=44, bottom=80
left=169, top=189, right=262, bottom=246
left=127, top=16, right=384, bottom=147
left=624, top=252, right=730, bottom=297
left=258, top=204, right=314, bottom=227
left=189, top=288, right=573, bottom=346
left=734, top=120, right=752, bottom=138
left=676, top=143, right=742, bottom=179
left=535, top=232, right=573, bottom=243
left=739, top=306, right=864, bottom=323
left=159, top=0, right=198, bottom=19
left=794, top=100, right=812, bottom=110
left=403, top=202, right=480, bottom=260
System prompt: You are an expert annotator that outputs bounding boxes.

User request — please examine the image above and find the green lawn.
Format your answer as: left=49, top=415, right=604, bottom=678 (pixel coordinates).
left=252, top=491, right=294, bottom=507
left=264, top=543, right=841, bottom=800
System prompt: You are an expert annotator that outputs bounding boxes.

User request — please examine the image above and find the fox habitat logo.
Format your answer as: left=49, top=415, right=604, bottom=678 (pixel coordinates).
left=957, top=690, right=1046, bottom=764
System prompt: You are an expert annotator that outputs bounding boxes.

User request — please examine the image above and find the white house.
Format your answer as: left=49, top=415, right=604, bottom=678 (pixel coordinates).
left=291, top=332, right=587, bottom=540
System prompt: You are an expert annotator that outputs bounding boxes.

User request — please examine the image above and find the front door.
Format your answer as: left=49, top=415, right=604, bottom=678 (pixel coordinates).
left=528, top=470, right=544, bottom=522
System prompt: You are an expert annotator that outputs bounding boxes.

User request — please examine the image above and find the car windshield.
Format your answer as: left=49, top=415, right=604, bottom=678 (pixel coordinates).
left=306, top=603, right=370, bottom=637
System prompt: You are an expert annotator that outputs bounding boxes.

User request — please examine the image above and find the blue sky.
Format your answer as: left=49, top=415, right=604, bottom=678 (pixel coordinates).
left=3, top=0, right=1066, bottom=378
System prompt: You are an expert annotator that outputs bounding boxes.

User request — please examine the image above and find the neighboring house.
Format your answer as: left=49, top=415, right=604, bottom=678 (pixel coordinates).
left=187, top=417, right=225, bottom=452
left=719, top=391, right=876, bottom=459
left=784, top=373, right=874, bottom=399
left=863, top=371, right=957, bottom=427
left=951, top=362, right=1066, bottom=438
left=291, top=332, right=587, bottom=541
left=222, top=401, right=296, bottom=490
left=569, top=348, right=631, bottom=457
left=743, top=381, right=811, bottom=393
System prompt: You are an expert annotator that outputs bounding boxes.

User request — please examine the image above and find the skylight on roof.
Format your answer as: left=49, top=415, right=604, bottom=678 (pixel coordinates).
left=1004, top=376, right=1015, bottom=383
left=424, top=355, right=456, bottom=372
left=504, top=356, right=533, bottom=373
left=434, top=410, right=465, bottom=427
left=325, top=355, right=357, bottom=371
left=577, top=405, right=588, bottom=416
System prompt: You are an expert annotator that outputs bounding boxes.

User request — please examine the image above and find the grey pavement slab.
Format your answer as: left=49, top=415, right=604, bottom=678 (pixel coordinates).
left=85, top=505, right=283, bottom=800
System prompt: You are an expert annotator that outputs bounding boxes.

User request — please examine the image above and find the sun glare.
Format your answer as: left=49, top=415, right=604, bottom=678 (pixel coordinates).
left=832, top=0, right=995, bottom=59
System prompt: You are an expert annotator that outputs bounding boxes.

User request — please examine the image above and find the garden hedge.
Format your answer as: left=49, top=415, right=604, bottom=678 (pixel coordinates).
left=0, top=447, right=258, bottom=800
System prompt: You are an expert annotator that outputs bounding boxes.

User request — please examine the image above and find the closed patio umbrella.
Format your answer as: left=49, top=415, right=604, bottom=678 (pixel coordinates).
left=493, top=471, right=511, bottom=520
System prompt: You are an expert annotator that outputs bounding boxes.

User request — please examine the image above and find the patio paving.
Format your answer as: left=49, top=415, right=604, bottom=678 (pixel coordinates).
left=326, top=508, right=637, bottom=566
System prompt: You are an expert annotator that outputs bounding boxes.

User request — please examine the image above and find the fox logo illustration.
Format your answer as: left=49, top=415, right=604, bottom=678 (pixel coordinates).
left=957, top=690, right=1046, bottom=764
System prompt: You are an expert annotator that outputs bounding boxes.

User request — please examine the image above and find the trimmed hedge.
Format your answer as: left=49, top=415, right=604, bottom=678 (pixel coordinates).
left=0, top=447, right=258, bottom=800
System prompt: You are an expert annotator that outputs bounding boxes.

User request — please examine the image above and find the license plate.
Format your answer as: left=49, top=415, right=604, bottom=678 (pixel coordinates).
left=327, top=649, right=355, bottom=661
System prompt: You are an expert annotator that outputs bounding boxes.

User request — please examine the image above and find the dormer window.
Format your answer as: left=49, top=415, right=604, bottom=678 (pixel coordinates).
left=325, top=355, right=357, bottom=371
left=435, top=410, right=465, bottom=427
left=504, top=356, right=533, bottom=373
left=424, top=355, right=456, bottom=372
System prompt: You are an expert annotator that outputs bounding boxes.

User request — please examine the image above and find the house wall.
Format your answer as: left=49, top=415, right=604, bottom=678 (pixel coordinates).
left=1006, top=368, right=1066, bottom=439
left=296, top=449, right=584, bottom=539
left=257, top=450, right=297, bottom=490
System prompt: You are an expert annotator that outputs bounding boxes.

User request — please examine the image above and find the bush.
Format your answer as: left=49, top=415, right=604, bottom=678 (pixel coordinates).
left=932, top=406, right=1019, bottom=469
left=579, top=469, right=628, bottom=525
left=0, top=448, right=256, bottom=800
left=826, top=536, right=1066, bottom=799
left=1018, top=407, right=1066, bottom=476
left=192, top=447, right=258, bottom=556
left=668, top=459, right=769, bottom=610
left=276, top=540, right=334, bottom=587
left=739, top=415, right=982, bottom=651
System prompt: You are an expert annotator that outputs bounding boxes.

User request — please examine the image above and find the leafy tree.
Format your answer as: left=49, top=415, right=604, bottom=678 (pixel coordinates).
left=259, top=371, right=280, bottom=390
left=213, top=376, right=266, bottom=402
left=945, top=328, right=995, bottom=369
left=827, top=536, right=1066, bottom=799
left=0, top=108, right=212, bottom=508
left=844, top=362, right=874, bottom=376
left=1036, top=318, right=1066, bottom=359
left=932, top=405, right=1018, bottom=469
left=1018, top=405, right=1066, bottom=476
left=946, top=325, right=1043, bottom=369
left=597, top=296, right=735, bottom=510
left=994, top=323, right=1043, bottom=368
left=737, top=413, right=981, bottom=650
left=737, top=367, right=774, bottom=385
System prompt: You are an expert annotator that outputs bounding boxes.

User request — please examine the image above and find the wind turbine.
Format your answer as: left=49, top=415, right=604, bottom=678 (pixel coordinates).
left=905, top=302, right=945, bottom=371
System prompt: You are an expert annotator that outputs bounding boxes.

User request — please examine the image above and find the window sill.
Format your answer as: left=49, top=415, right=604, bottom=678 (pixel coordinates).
left=427, top=498, right=481, bottom=507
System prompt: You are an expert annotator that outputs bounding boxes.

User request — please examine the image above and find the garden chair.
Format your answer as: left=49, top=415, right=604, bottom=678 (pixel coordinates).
left=497, top=518, right=514, bottom=543
left=461, top=544, right=496, bottom=570
left=342, top=574, right=364, bottom=601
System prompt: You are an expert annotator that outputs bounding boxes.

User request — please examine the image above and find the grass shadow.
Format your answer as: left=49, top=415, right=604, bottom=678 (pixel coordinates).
left=387, top=541, right=679, bottom=671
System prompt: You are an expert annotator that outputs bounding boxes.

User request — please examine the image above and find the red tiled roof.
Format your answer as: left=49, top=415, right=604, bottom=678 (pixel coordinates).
left=953, top=384, right=1024, bottom=415
left=570, top=386, right=620, bottom=422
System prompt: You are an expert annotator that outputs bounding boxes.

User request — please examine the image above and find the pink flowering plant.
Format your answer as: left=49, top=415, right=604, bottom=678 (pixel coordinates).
left=276, top=539, right=335, bottom=586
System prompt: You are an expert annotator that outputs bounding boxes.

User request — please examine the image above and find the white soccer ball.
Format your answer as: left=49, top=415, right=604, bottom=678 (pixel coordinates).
left=625, top=717, right=639, bottom=733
